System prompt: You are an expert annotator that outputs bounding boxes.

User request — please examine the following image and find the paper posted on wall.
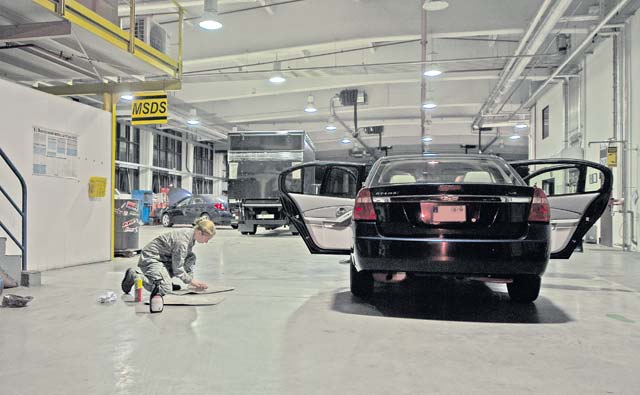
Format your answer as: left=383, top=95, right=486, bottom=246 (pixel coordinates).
left=33, top=127, right=78, bottom=179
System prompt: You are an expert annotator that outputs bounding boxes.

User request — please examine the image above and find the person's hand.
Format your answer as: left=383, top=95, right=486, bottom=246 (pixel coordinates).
left=190, top=280, right=208, bottom=290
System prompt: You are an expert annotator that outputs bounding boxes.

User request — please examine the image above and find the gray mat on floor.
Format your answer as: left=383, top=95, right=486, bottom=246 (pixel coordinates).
left=145, top=294, right=226, bottom=306
left=172, top=286, right=235, bottom=295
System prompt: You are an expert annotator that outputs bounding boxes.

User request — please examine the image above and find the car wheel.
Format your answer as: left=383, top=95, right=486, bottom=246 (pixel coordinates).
left=231, top=224, right=238, bottom=230
left=350, top=263, right=373, bottom=298
left=507, top=275, right=541, bottom=303
left=161, top=213, right=173, bottom=227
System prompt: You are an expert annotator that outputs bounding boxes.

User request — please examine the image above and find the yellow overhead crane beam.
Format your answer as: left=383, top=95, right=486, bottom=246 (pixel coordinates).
left=33, top=0, right=183, bottom=78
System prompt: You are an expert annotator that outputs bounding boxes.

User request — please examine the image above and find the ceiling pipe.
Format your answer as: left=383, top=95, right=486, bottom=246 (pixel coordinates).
left=420, top=2, right=427, bottom=154
left=472, top=0, right=571, bottom=129
left=510, top=0, right=632, bottom=118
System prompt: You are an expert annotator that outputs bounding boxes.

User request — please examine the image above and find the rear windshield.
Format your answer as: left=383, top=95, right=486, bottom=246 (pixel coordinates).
left=371, top=157, right=523, bottom=187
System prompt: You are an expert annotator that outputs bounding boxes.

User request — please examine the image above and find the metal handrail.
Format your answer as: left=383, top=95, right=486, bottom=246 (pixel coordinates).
left=0, top=146, right=27, bottom=271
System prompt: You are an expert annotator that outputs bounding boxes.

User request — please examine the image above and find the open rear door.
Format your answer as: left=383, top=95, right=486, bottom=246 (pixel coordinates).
left=279, top=162, right=367, bottom=255
left=510, top=159, right=613, bottom=259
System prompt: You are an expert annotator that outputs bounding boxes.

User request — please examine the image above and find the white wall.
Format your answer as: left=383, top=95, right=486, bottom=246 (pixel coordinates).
left=532, top=83, right=565, bottom=159
left=629, top=12, right=640, bottom=252
left=0, top=79, right=111, bottom=271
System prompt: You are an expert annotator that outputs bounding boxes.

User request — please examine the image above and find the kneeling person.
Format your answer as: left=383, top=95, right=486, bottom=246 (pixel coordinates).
left=121, top=217, right=215, bottom=295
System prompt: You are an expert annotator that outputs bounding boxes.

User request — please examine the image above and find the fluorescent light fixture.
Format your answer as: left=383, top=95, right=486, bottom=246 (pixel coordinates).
left=515, top=123, right=529, bottom=129
left=199, top=19, right=223, bottom=30
left=423, top=66, right=443, bottom=77
left=121, top=94, right=134, bottom=101
left=422, top=101, right=437, bottom=109
left=423, top=0, right=449, bottom=11
left=509, top=134, right=522, bottom=140
left=422, top=136, right=433, bottom=142
left=304, top=95, right=317, bottom=113
left=340, top=138, right=352, bottom=144
left=428, top=160, right=439, bottom=165
left=269, top=61, right=286, bottom=84
left=187, top=119, right=200, bottom=125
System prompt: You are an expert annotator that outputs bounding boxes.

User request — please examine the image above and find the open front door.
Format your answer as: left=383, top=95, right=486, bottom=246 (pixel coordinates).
left=279, top=162, right=367, bottom=255
left=510, top=159, right=613, bottom=259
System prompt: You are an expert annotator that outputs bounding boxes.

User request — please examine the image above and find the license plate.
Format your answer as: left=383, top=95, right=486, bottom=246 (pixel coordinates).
left=257, top=214, right=275, bottom=219
left=420, top=203, right=466, bottom=223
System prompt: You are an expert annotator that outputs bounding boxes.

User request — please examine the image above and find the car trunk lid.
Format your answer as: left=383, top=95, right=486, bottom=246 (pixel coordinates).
left=371, top=184, right=533, bottom=239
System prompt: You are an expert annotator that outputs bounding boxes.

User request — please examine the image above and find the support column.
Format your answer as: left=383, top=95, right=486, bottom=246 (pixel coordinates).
left=103, top=93, right=116, bottom=259
left=139, top=128, right=154, bottom=191
left=183, top=141, right=194, bottom=193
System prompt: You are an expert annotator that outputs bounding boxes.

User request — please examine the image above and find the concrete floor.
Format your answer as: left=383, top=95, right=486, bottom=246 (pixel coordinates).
left=1, top=225, right=639, bottom=395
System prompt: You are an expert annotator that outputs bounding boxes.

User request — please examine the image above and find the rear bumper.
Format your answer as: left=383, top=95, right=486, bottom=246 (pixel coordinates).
left=353, top=222, right=550, bottom=276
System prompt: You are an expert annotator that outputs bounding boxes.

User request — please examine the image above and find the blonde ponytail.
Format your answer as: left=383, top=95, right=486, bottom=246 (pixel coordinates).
left=194, top=217, right=216, bottom=237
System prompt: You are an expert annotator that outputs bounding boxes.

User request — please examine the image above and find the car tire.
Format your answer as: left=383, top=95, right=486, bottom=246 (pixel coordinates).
left=350, top=263, right=373, bottom=298
left=507, top=275, right=541, bottom=303
left=231, top=224, right=238, bottom=229
left=161, top=213, right=173, bottom=228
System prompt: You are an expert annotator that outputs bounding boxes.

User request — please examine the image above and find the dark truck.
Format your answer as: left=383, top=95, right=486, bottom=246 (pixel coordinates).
left=227, top=131, right=315, bottom=235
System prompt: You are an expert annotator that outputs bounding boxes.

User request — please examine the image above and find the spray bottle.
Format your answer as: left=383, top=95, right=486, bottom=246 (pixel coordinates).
left=150, top=281, right=164, bottom=314
left=135, top=278, right=143, bottom=302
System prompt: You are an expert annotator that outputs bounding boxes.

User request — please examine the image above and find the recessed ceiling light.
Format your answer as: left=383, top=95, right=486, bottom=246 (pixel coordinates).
left=326, top=125, right=337, bottom=131
left=121, top=94, right=134, bottom=101
left=515, top=123, right=529, bottom=129
left=187, top=119, right=200, bottom=125
left=509, top=134, right=522, bottom=140
left=423, top=0, right=449, bottom=11
left=422, top=136, right=433, bottom=142
left=340, top=138, right=352, bottom=144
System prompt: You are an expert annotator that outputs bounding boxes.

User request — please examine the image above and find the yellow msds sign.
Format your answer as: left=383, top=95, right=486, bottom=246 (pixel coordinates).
left=131, top=92, right=168, bottom=125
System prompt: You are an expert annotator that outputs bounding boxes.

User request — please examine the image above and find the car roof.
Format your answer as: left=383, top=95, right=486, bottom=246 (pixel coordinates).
left=377, top=154, right=507, bottom=163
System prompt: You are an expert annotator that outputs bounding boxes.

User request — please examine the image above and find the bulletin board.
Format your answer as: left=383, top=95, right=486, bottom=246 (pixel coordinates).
left=33, top=126, right=78, bottom=179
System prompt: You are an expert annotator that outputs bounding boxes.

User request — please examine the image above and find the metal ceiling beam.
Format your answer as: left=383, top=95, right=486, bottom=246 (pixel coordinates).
left=36, top=79, right=182, bottom=95
left=0, top=21, right=71, bottom=41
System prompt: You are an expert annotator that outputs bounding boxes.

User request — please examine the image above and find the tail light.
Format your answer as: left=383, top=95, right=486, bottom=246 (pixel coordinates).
left=528, top=187, right=550, bottom=223
left=353, top=188, right=377, bottom=221
left=214, top=202, right=224, bottom=210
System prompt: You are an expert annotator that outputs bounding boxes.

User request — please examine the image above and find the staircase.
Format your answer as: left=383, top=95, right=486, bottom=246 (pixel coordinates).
left=0, top=237, right=21, bottom=283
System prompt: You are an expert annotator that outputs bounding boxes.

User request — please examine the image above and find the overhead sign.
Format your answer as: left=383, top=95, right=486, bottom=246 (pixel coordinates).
left=607, top=146, right=618, bottom=167
left=131, top=91, right=168, bottom=125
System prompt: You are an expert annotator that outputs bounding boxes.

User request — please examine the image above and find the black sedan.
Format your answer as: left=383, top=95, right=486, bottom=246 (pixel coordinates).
left=161, top=194, right=233, bottom=227
left=279, top=155, right=612, bottom=303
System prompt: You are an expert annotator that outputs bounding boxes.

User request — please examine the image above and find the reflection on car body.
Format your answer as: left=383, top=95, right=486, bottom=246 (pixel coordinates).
left=279, top=155, right=612, bottom=303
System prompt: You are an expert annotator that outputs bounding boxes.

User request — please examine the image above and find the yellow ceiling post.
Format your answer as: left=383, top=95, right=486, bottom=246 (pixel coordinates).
left=128, top=1, right=136, bottom=54
left=103, top=92, right=116, bottom=259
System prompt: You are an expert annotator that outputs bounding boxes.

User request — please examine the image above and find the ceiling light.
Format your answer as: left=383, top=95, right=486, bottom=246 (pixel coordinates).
left=269, top=61, right=286, bottom=84
left=304, top=95, right=317, bottom=113
left=423, top=0, right=449, bottom=11
left=422, top=136, right=433, bottom=142
left=199, top=19, right=223, bottom=30
left=509, top=134, right=522, bottom=140
left=422, top=100, right=437, bottom=110
left=340, top=138, right=352, bottom=145
left=120, top=94, right=134, bottom=101
left=515, top=123, right=529, bottom=129
left=199, top=0, right=223, bottom=30
left=325, top=116, right=337, bottom=131
left=424, top=65, right=443, bottom=77
left=187, top=109, right=200, bottom=125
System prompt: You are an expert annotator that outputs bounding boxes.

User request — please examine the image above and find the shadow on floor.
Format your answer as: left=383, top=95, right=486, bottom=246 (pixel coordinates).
left=331, top=278, right=572, bottom=324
